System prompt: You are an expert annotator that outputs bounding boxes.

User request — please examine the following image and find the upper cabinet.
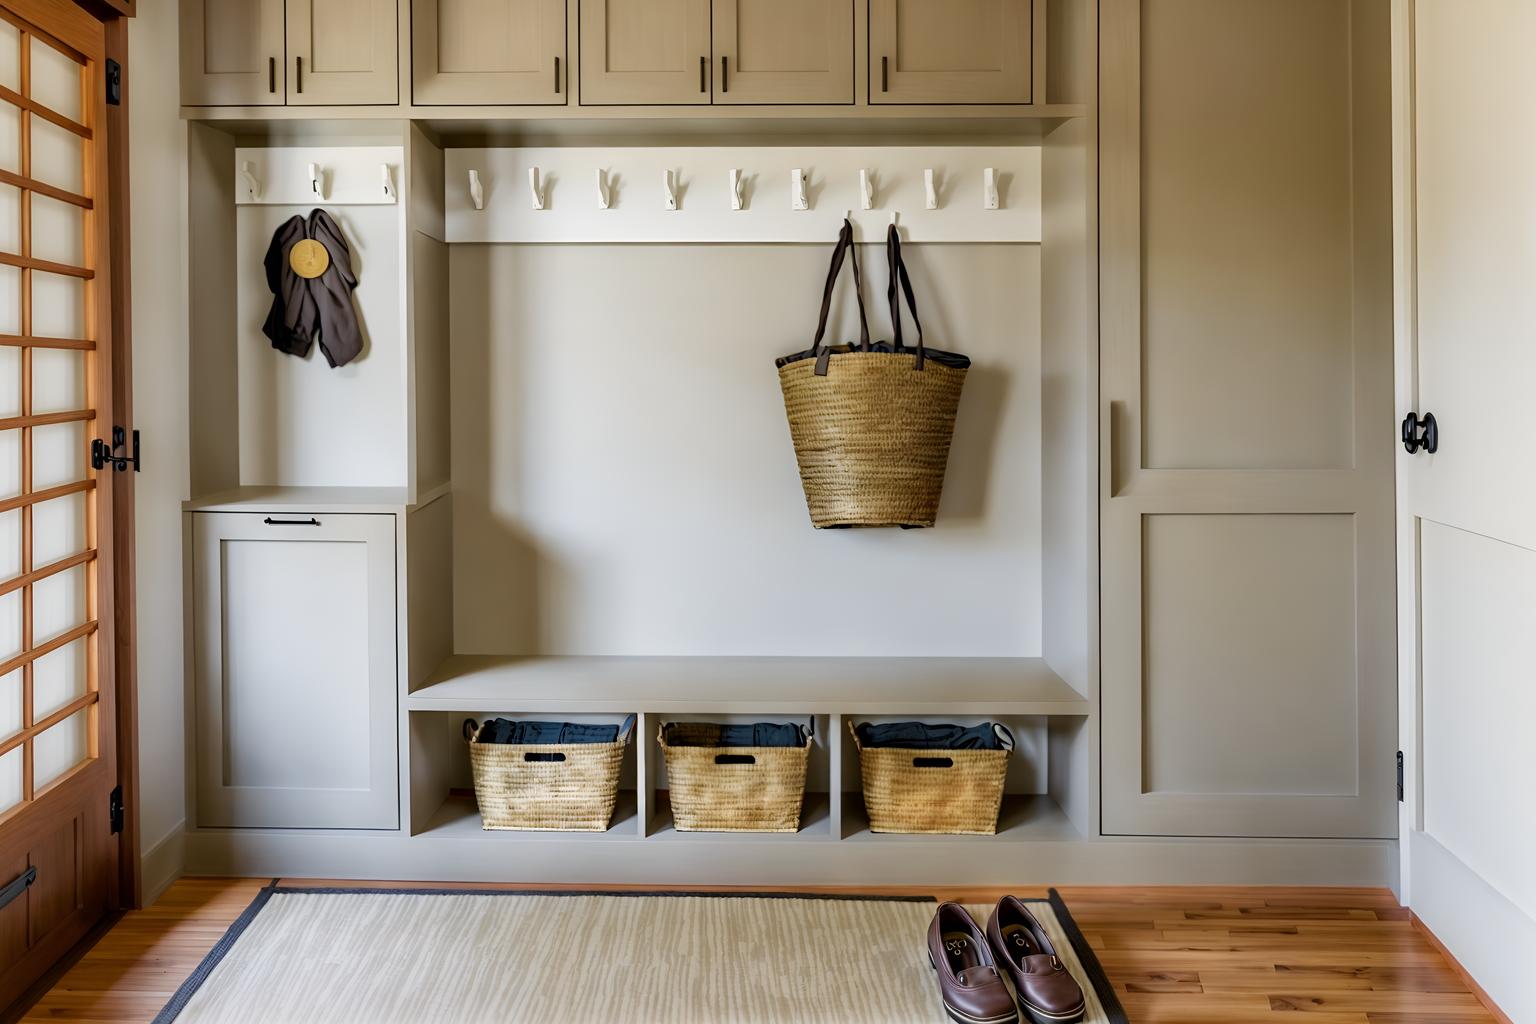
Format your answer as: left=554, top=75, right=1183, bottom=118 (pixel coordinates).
left=181, top=0, right=286, bottom=106
left=413, top=0, right=567, bottom=105
left=580, top=0, right=712, bottom=105
left=869, top=0, right=1032, bottom=104
left=712, top=0, right=853, bottom=105
left=181, top=0, right=399, bottom=106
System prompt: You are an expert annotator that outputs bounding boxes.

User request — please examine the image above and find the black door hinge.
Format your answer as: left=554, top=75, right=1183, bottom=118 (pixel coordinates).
left=92, top=426, right=139, bottom=473
left=105, top=58, right=121, bottom=106
left=109, top=785, right=124, bottom=834
left=1396, top=751, right=1404, bottom=802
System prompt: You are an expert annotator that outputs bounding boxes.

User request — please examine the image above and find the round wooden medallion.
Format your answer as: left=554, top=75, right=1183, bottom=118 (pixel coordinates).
left=288, top=238, right=330, bottom=279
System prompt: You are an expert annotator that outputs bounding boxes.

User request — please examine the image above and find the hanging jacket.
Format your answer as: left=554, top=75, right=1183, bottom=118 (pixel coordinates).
left=262, top=209, right=364, bottom=368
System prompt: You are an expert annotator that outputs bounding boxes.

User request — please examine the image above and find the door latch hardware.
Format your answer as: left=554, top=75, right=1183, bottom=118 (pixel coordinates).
left=1401, top=412, right=1438, bottom=454
left=110, top=785, right=124, bottom=834
left=105, top=58, right=121, bottom=106
left=1396, top=751, right=1404, bottom=802
left=0, top=865, right=36, bottom=912
left=91, top=426, right=140, bottom=473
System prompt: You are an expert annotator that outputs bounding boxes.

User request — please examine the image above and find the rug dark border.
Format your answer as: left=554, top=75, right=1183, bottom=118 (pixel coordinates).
left=152, top=884, right=1125, bottom=1024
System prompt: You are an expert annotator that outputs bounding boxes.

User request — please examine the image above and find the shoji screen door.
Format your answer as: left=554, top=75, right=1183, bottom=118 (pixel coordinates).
left=0, top=0, right=118, bottom=1009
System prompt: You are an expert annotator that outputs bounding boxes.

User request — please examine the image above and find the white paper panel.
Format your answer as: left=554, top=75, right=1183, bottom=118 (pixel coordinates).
left=32, top=491, right=84, bottom=565
left=34, top=707, right=87, bottom=789
left=0, top=101, right=18, bottom=175
left=28, top=35, right=80, bottom=122
left=0, top=264, right=18, bottom=334
left=31, top=193, right=83, bottom=266
left=31, top=347, right=83, bottom=414
left=0, top=588, right=19, bottom=663
left=0, top=669, right=18, bottom=738
left=0, top=22, right=18, bottom=93
left=0, top=509, right=18, bottom=579
left=33, top=635, right=85, bottom=720
left=0, top=745, right=19, bottom=814
left=30, top=117, right=81, bottom=194
left=32, top=271, right=83, bottom=337
left=444, top=146, right=1042, bottom=243
left=0, top=182, right=18, bottom=254
left=0, top=428, right=17, bottom=499
left=33, top=562, right=85, bottom=643
left=31, top=421, right=84, bottom=489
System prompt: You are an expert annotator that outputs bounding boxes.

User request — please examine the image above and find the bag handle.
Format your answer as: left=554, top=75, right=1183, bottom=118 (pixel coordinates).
left=812, top=219, right=871, bottom=376
left=462, top=718, right=480, bottom=744
left=993, top=722, right=1015, bottom=753
left=886, top=223, right=926, bottom=371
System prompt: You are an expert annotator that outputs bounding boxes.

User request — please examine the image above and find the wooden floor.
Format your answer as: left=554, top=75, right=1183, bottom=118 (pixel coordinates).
left=18, top=879, right=1501, bottom=1023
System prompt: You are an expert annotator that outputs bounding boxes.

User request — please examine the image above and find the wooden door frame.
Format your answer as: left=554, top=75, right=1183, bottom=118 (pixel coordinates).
left=101, top=10, right=137, bottom=910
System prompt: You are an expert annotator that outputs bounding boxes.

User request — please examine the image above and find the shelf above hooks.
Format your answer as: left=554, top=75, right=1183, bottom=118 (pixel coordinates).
left=234, top=146, right=402, bottom=207
left=443, top=146, right=1040, bottom=244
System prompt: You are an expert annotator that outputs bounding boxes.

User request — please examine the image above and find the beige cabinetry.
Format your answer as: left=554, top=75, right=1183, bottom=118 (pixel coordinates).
left=1098, top=0, right=1396, bottom=839
left=413, top=0, right=567, bottom=104
left=712, top=0, right=853, bottom=104
left=869, top=0, right=1032, bottom=104
left=181, top=0, right=399, bottom=106
left=180, top=0, right=286, bottom=106
left=579, top=0, right=711, bottom=105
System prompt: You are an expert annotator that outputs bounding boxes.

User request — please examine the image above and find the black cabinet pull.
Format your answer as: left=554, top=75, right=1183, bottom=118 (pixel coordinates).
left=721, top=55, right=728, bottom=94
left=296, top=55, right=303, bottom=94
left=554, top=55, right=560, bottom=94
left=268, top=56, right=276, bottom=93
left=263, top=517, right=321, bottom=527
left=700, top=55, right=707, bottom=93
left=881, top=55, right=889, bottom=92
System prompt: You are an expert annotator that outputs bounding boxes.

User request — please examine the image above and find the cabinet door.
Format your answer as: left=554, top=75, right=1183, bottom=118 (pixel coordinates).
left=868, top=0, right=1031, bottom=104
left=180, top=0, right=286, bottom=106
left=1099, top=0, right=1396, bottom=839
left=287, top=0, right=400, bottom=104
left=193, top=513, right=398, bottom=829
left=711, top=0, right=852, bottom=104
left=579, top=0, right=710, bottom=105
left=413, top=0, right=567, bottom=104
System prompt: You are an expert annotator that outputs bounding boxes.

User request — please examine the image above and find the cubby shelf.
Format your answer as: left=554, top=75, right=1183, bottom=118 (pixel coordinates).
left=420, top=791, right=644, bottom=841
left=407, top=656, right=1090, bottom=716
left=647, top=793, right=835, bottom=842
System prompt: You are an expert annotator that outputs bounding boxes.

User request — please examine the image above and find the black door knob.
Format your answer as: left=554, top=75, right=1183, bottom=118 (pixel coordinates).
left=1402, top=411, right=1438, bottom=454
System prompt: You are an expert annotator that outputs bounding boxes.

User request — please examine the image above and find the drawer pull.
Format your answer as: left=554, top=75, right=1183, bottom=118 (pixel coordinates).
left=263, top=517, right=321, bottom=527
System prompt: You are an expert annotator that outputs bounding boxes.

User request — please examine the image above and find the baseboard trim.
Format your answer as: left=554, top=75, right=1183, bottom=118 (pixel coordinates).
left=142, top=823, right=186, bottom=908
left=1411, top=911, right=1513, bottom=1024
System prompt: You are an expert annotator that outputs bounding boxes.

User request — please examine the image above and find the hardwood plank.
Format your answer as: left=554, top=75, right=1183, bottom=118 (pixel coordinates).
left=16, top=882, right=1508, bottom=1024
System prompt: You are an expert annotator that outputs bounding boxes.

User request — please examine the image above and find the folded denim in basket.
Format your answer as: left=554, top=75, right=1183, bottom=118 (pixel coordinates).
left=854, top=721, right=1013, bottom=751
left=662, top=722, right=809, bottom=748
left=474, top=719, right=621, bottom=745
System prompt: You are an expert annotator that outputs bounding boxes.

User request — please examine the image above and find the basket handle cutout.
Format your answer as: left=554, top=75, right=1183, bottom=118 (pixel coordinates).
left=913, top=756, right=955, bottom=769
left=523, top=751, right=567, bottom=763
left=714, top=753, right=757, bottom=765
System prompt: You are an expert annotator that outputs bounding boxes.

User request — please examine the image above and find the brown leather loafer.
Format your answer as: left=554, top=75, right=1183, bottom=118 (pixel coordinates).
left=927, top=902, right=1019, bottom=1024
left=985, top=896, right=1086, bottom=1024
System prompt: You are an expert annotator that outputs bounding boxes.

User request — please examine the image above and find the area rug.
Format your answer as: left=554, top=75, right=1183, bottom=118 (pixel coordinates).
left=153, top=885, right=1127, bottom=1024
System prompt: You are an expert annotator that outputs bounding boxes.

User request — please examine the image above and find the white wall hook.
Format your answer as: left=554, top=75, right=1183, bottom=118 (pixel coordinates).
left=308, top=162, right=323, bottom=198
left=381, top=164, right=396, bottom=201
left=859, top=168, right=874, bottom=210
left=529, top=167, right=545, bottom=210
left=729, top=168, right=744, bottom=211
left=924, top=168, right=938, bottom=210
left=467, top=169, right=484, bottom=211
left=663, top=169, right=678, bottom=211
left=240, top=160, right=261, bottom=200
left=596, top=168, right=611, bottom=210
left=791, top=167, right=808, bottom=211
left=983, top=167, right=999, bottom=210
left=891, top=209, right=899, bottom=227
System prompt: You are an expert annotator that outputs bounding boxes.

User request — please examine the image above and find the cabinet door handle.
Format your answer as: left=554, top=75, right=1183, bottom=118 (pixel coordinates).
left=554, top=55, right=560, bottom=94
left=263, top=517, right=321, bottom=527
left=296, top=55, right=303, bottom=94
left=700, top=55, right=707, bottom=93
left=721, top=55, right=728, bottom=94
left=881, top=55, right=889, bottom=92
left=268, top=56, right=276, bottom=94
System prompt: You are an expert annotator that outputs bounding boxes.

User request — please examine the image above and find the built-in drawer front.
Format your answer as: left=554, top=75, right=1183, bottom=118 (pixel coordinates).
left=868, top=0, right=1032, bottom=104
left=413, top=0, right=568, bottom=105
left=193, top=512, right=399, bottom=829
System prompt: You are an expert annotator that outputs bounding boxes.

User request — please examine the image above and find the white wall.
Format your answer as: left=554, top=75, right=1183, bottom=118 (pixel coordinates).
left=450, top=242, right=1043, bottom=657
left=128, top=4, right=188, bottom=904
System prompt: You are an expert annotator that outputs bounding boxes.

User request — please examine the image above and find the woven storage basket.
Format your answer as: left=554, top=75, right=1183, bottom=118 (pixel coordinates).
left=851, top=721, right=1010, bottom=835
left=777, top=221, right=968, bottom=529
left=659, top=722, right=810, bottom=833
left=464, top=716, right=634, bottom=832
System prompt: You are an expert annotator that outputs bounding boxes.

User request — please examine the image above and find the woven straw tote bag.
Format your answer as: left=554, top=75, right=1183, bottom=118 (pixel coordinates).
left=776, top=220, right=969, bottom=528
